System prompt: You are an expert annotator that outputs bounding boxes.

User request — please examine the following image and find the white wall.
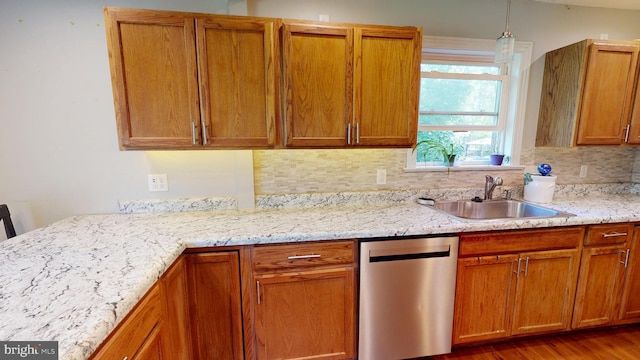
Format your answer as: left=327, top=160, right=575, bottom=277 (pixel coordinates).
left=0, top=0, right=250, bottom=233
left=1, top=0, right=640, bottom=234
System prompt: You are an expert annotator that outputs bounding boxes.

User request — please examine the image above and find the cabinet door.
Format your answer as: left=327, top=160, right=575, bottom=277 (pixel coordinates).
left=572, top=245, right=627, bottom=329
left=619, top=231, right=640, bottom=322
left=576, top=42, right=639, bottom=145
left=90, top=284, right=163, bottom=359
left=161, top=257, right=192, bottom=360
left=196, top=16, right=280, bottom=148
left=104, top=8, right=200, bottom=149
left=353, top=26, right=420, bottom=147
left=511, top=249, right=580, bottom=335
left=133, top=325, right=164, bottom=360
left=255, top=268, right=355, bottom=360
left=282, top=22, right=353, bottom=147
left=187, top=252, right=244, bottom=360
left=453, top=255, right=518, bottom=345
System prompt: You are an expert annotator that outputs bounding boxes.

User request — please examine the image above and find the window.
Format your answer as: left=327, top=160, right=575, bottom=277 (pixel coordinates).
left=407, top=36, right=532, bottom=170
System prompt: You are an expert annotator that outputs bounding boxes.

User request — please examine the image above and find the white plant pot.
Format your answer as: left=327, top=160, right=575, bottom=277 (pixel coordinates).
left=524, top=174, right=557, bottom=203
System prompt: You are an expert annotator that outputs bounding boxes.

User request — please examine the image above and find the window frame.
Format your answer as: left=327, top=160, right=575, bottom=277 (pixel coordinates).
left=406, top=36, right=532, bottom=171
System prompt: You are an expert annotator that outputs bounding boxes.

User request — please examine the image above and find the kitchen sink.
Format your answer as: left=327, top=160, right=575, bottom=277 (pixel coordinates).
left=427, top=199, right=575, bottom=220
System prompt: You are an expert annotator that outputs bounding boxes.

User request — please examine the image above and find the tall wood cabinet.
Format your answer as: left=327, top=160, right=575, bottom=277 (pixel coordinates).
left=252, top=240, right=357, bottom=360
left=572, top=223, right=632, bottom=329
left=618, top=226, right=640, bottom=322
left=104, top=8, right=279, bottom=150
left=453, top=227, right=583, bottom=345
left=536, top=39, right=640, bottom=146
left=186, top=250, right=245, bottom=360
left=283, top=20, right=420, bottom=148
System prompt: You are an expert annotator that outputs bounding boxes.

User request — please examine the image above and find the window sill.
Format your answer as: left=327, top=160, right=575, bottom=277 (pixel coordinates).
left=403, top=165, right=525, bottom=173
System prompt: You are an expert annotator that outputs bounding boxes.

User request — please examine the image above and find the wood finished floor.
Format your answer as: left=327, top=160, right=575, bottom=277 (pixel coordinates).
left=429, top=324, right=640, bottom=360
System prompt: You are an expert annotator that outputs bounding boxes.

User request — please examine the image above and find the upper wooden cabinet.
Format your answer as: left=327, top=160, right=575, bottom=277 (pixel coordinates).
left=536, top=39, right=640, bottom=146
left=283, top=20, right=420, bottom=148
left=104, top=7, right=280, bottom=150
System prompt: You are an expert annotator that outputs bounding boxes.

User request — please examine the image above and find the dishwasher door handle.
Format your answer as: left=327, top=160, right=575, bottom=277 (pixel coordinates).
left=368, top=245, right=450, bottom=263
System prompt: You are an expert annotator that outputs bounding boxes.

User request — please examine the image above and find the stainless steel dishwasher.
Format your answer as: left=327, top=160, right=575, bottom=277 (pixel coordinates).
left=358, top=235, right=459, bottom=360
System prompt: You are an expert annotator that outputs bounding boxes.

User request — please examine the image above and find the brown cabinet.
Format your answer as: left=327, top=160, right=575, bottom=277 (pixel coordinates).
left=252, top=240, right=357, bottom=360
left=90, top=276, right=166, bottom=359
left=618, top=226, right=640, bottom=323
left=510, top=248, right=580, bottom=335
left=161, top=256, right=192, bottom=360
left=536, top=39, right=640, bottom=146
left=186, top=251, right=244, bottom=360
left=282, top=20, right=420, bottom=148
left=104, top=7, right=279, bottom=150
left=453, top=227, right=583, bottom=345
left=572, top=223, right=632, bottom=329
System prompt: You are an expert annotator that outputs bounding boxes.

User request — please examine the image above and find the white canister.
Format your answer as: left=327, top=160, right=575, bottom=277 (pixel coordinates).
left=524, top=174, right=557, bottom=203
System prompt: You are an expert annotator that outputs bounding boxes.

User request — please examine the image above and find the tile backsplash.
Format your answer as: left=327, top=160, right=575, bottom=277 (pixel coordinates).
left=254, top=146, right=639, bottom=195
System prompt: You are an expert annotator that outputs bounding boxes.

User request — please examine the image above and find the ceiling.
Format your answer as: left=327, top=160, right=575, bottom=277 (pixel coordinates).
left=533, top=0, right=640, bottom=10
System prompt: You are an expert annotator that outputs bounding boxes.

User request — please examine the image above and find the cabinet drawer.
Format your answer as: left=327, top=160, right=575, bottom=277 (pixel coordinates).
left=253, top=240, right=354, bottom=272
left=459, top=227, right=584, bottom=257
left=585, top=223, right=633, bottom=245
left=90, top=284, right=162, bottom=359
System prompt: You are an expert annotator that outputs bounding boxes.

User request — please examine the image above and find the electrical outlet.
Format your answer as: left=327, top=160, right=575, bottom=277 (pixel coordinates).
left=148, top=174, right=168, bottom=192
left=579, top=165, right=588, bottom=178
left=376, top=169, right=387, bottom=185
left=318, top=14, right=330, bottom=22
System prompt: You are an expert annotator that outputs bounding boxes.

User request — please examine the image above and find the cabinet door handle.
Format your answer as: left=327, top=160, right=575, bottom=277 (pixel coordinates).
left=356, top=123, right=360, bottom=144
left=202, top=123, right=209, bottom=145
left=523, top=257, right=530, bottom=276
left=625, top=124, right=631, bottom=143
left=603, top=232, right=628, bottom=238
left=287, top=254, right=321, bottom=260
left=514, top=258, right=521, bottom=275
left=191, top=121, right=197, bottom=145
left=621, top=249, right=631, bottom=268
left=347, top=123, right=352, bottom=145
left=256, top=281, right=261, bottom=305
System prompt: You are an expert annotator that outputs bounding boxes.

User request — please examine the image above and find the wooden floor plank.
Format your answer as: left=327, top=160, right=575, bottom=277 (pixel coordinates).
left=429, top=325, right=640, bottom=360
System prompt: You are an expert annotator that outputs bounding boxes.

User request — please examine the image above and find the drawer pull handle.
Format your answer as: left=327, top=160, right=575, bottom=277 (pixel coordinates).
left=287, top=254, right=321, bottom=260
left=603, top=232, right=628, bottom=238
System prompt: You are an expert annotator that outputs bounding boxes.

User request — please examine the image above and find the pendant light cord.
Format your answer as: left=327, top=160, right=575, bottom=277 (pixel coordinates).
left=505, top=0, right=512, bottom=34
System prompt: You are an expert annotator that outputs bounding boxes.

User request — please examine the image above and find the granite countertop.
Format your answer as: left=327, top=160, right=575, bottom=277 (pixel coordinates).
left=2, top=191, right=640, bottom=359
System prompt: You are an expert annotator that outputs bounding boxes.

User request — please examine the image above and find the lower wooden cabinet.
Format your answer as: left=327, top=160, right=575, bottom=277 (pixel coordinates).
left=618, top=226, right=640, bottom=323
left=252, top=240, right=357, bottom=360
left=161, top=256, right=192, bottom=360
left=453, top=254, right=518, bottom=344
left=186, top=250, right=244, bottom=360
left=90, top=273, right=166, bottom=360
left=453, top=227, right=583, bottom=345
left=510, top=248, right=580, bottom=335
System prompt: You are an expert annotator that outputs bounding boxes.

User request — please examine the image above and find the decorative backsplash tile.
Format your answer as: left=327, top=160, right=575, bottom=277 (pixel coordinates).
left=254, top=146, right=637, bottom=195
left=254, top=149, right=523, bottom=194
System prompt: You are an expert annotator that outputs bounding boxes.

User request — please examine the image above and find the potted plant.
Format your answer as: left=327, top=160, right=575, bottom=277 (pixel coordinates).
left=413, top=139, right=462, bottom=167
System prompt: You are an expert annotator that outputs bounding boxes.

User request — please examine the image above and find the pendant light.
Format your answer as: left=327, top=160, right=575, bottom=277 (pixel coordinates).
left=495, top=0, right=515, bottom=63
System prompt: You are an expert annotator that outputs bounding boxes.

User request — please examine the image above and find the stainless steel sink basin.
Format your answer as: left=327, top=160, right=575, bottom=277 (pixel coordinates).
left=428, top=199, right=575, bottom=220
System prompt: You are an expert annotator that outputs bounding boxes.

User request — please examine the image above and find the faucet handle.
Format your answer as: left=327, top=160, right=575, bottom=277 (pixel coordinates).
left=504, top=189, right=512, bottom=200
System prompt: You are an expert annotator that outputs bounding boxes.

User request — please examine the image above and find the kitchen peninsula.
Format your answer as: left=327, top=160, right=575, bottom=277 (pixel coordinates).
left=2, top=185, right=640, bottom=359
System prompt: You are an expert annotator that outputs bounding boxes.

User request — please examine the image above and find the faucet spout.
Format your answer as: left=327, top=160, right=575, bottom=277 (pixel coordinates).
left=484, top=175, right=503, bottom=200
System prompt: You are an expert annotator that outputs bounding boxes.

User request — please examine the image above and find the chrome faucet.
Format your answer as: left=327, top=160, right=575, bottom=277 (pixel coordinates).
left=484, top=175, right=503, bottom=200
